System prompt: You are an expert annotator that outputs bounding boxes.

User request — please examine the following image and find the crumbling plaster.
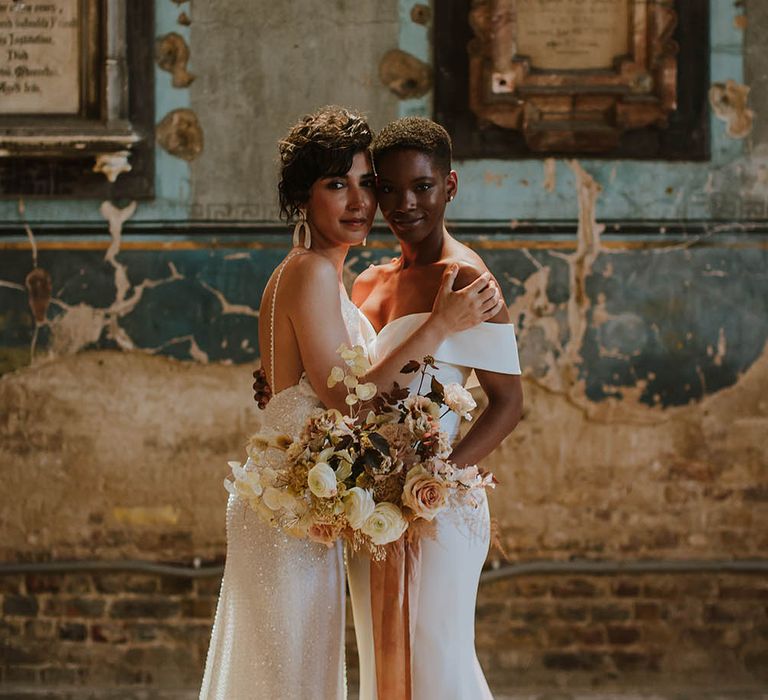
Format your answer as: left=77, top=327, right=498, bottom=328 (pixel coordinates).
left=0, top=0, right=766, bottom=563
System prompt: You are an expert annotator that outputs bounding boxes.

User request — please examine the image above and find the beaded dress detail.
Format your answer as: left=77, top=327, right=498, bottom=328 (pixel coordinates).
left=200, top=252, right=372, bottom=700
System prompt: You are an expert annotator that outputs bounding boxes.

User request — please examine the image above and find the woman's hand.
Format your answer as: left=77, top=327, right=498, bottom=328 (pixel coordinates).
left=429, top=265, right=503, bottom=334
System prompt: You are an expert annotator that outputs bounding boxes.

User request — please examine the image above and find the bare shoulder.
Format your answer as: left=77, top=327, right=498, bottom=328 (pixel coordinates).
left=280, top=253, right=339, bottom=302
left=351, top=259, right=397, bottom=304
left=444, top=244, right=509, bottom=323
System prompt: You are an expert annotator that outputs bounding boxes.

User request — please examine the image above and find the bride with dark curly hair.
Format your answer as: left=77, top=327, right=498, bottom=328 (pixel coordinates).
left=199, top=106, right=502, bottom=699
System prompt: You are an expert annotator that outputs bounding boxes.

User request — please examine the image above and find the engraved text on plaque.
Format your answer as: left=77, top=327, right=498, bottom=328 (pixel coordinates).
left=0, top=0, right=80, bottom=114
left=516, top=0, right=630, bottom=70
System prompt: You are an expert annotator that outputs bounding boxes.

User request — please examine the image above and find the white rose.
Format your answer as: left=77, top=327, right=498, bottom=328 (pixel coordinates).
left=342, top=487, right=376, bottom=530
left=443, top=383, right=477, bottom=420
left=361, top=502, right=408, bottom=546
left=307, top=462, right=338, bottom=498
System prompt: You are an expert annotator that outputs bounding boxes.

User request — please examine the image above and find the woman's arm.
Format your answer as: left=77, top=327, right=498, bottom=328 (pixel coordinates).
left=446, top=267, right=524, bottom=467
left=289, top=258, right=502, bottom=413
left=362, top=265, right=501, bottom=392
left=448, top=371, right=523, bottom=468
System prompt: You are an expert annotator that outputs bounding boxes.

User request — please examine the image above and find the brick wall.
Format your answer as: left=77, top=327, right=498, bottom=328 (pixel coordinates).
left=1, top=570, right=766, bottom=693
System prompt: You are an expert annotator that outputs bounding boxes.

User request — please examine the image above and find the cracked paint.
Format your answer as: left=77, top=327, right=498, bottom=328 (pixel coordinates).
left=156, top=108, right=204, bottom=161
left=379, top=48, right=432, bottom=99
left=200, top=282, right=260, bottom=318
left=709, top=79, right=755, bottom=139
left=156, top=32, right=195, bottom=88
left=542, top=158, right=556, bottom=193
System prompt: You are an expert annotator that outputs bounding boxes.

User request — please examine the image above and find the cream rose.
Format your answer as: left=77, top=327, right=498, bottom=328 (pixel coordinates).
left=342, top=487, right=376, bottom=530
left=361, top=502, right=407, bottom=546
left=402, top=465, right=448, bottom=521
left=443, top=383, right=477, bottom=420
left=307, top=462, right=338, bottom=498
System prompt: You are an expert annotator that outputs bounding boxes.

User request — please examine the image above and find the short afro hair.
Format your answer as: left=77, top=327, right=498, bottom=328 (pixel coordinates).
left=372, top=117, right=452, bottom=174
left=278, top=106, right=372, bottom=221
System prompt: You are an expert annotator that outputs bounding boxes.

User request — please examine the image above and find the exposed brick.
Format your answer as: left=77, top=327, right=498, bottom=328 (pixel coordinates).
left=507, top=602, right=550, bottom=624
left=591, top=603, right=631, bottom=622
left=39, top=665, right=82, bottom=683
left=684, top=627, right=725, bottom=645
left=160, top=576, right=194, bottom=595
left=745, top=651, right=768, bottom=680
left=607, top=625, right=641, bottom=645
left=195, top=576, right=223, bottom=596
left=542, top=651, right=605, bottom=671
left=742, top=485, right=768, bottom=502
left=555, top=604, right=587, bottom=622
left=704, top=603, right=742, bottom=623
left=576, top=626, right=605, bottom=646
left=512, top=579, right=549, bottom=598
left=93, top=573, right=159, bottom=594
left=181, top=597, right=216, bottom=619
left=0, top=575, right=23, bottom=594
left=127, top=622, right=160, bottom=642
left=58, top=622, right=88, bottom=641
left=613, top=580, right=640, bottom=597
left=109, top=598, right=180, bottom=620
left=3, top=665, right=38, bottom=683
left=0, top=641, right=41, bottom=664
left=24, top=619, right=54, bottom=639
left=476, top=602, right=506, bottom=619
left=611, top=651, right=662, bottom=672
left=718, top=584, right=768, bottom=601
left=634, top=601, right=663, bottom=621
left=551, top=578, right=599, bottom=598
left=91, top=623, right=128, bottom=644
left=546, top=626, right=576, bottom=647
left=3, top=594, right=38, bottom=617
left=44, top=597, right=105, bottom=618
left=25, top=573, right=62, bottom=593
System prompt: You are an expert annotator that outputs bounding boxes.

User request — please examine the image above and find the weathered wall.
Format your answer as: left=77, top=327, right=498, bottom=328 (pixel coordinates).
left=1, top=0, right=767, bottom=694
left=188, top=0, right=400, bottom=220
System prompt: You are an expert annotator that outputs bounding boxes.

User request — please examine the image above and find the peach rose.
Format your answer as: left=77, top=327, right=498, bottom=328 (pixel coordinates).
left=402, top=465, right=448, bottom=521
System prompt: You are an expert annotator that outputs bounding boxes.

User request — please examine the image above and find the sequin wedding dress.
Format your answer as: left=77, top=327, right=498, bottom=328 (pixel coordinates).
left=347, top=314, right=521, bottom=700
left=200, top=251, right=374, bottom=700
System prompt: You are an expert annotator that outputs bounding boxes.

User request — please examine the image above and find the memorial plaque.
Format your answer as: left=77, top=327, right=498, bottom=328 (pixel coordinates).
left=0, top=0, right=81, bottom=114
left=515, top=0, right=630, bottom=70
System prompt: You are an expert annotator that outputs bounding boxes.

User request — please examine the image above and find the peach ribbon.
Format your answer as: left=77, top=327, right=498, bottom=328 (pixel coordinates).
left=369, top=535, right=422, bottom=700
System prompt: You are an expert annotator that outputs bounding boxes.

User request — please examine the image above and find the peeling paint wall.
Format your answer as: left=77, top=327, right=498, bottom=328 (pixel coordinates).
left=0, top=0, right=767, bottom=690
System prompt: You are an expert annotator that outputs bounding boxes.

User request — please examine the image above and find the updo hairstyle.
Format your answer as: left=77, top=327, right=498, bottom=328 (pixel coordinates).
left=278, top=106, right=373, bottom=222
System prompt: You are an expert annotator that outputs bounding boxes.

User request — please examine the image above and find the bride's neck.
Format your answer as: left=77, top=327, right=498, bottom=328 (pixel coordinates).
left=399, top=225, right=448, bottom=268
left=306, top=240, right=349, bottom=281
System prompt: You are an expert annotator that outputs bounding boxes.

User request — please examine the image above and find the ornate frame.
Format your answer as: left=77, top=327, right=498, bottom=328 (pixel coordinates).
left=0, top=0, right=154, bottom=198
left=435, top=0, right=709, bottom=160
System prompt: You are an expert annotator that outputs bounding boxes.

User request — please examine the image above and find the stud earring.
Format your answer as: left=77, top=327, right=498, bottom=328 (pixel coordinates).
left=292, top=209, right=311, bottom=249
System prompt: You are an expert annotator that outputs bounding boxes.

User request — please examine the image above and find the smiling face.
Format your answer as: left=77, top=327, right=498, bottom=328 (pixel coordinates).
left=304, top=150, right=377, bottom=248
left=375, top=149, right=457, bottom=245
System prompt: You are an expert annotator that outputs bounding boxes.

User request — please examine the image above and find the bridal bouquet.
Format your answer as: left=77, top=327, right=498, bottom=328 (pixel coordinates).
left=225, top=345, right=495, bottom=558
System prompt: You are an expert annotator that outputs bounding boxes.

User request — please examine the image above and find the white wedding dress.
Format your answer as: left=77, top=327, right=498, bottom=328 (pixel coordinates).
left=348, top=313, right=521, bottom=700
left=200, top=255, right=374, bottom=699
